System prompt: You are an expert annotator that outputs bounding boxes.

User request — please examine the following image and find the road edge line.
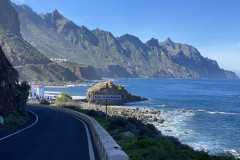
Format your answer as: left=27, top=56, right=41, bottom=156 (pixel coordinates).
left=59, top=111, right=95, bottom=160
left=0, top=110, right=38, bottom=141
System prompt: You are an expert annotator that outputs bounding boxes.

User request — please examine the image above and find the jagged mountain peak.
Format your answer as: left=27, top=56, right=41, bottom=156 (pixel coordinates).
left=92, top=28, right=115, bottom=39
left=164, top=37, right=174, bottom=44
left=145, top=38, right=159, bottom=48
left=79, top=25, right=88, bottom=30
left=52, top=9, right=62, bottom=17
left=118, top=33, right=144, bottom=45
left=93, top=28, right=111, bottom=34
left=12, top=3, right=32, bottom=12
left=44, top=9, right=63, bottom=21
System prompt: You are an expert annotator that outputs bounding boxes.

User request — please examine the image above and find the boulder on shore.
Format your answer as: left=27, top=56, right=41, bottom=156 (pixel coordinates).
left=86, top=81, right=147, bottom=105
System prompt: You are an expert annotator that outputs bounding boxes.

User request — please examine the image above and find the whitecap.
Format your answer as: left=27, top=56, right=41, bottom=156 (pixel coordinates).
left=207, top=111, right=236, bottom=115
left=197, top=109, right=236, bottom=115
left=229, top=150, right=240, bottom=159
left=158, top=104, right=166, bottom=107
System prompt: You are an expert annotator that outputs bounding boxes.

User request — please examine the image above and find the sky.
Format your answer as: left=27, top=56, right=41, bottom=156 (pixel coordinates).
left=12, top=0, right=240, bottom=75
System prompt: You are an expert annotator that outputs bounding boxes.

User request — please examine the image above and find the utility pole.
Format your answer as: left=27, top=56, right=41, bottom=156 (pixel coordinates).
left=105, top=99, right=108, bottom=121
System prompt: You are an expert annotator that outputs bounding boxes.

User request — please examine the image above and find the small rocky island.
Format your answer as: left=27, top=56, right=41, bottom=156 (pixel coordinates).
left=86, top=81, right=147, bottom=105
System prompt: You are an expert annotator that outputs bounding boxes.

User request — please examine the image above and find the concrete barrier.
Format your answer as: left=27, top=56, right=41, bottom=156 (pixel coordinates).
left=32, top=104, right=128, bottom=160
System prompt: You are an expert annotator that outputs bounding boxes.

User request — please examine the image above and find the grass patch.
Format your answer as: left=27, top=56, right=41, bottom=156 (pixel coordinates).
left=0, top=110, right=29, bottom=132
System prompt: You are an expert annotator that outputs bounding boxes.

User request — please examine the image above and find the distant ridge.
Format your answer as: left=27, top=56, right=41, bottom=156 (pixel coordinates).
left=12, top=3, right=239, bottom=79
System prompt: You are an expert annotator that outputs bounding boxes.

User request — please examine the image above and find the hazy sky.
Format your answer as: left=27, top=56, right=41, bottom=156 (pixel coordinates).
left=12, top=0, right=240, bottom=75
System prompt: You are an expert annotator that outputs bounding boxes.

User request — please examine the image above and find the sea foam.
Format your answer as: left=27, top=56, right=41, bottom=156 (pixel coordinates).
left=197, top=109, right=237, bottom=115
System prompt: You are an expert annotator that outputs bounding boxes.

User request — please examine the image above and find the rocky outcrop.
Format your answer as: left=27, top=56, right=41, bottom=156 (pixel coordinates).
left=86, top=81, right=147, bottom=105
left=0, top=46, right=19, bottom=115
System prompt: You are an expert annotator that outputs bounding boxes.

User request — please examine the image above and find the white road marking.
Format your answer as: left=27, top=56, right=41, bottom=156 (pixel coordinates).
left=0, top=110, right=38, bottom=141
left=0, top=107, right=96, bottom=160
left=62, top=112, right=96, bottom=160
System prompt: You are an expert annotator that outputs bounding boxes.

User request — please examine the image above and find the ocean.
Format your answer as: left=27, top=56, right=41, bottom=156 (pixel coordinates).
left=45, top=79, right=240, bottom=157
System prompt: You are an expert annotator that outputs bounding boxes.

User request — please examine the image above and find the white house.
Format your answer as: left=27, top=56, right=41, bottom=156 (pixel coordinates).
left=29, top=84, right=45, bottom=101
left=50, top=58, right=67, bottom=63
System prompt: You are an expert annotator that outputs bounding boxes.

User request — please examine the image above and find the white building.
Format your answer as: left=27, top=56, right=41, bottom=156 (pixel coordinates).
left=29, top=84, right=45, bottom=101
left=50, top=58, right=67, bottom=63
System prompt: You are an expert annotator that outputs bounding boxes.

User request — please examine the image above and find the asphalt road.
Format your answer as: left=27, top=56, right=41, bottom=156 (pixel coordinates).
left=0, top=105, right=96, bottom=160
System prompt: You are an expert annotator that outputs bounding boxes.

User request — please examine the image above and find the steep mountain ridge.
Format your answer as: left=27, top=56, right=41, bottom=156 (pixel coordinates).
left=0, top=0, right=21, bottom=37
left=0, top=0, right=101, bottom=83
left=159, top=38, right=237, bottom=78
left=13, top=3, right=238, bottom=79
left=0, top=0, right=50, bottom=66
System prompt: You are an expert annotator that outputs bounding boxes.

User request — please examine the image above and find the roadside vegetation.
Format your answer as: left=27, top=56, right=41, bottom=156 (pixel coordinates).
left=53, top=92, right=73, bottom=106
left=50, top=95, right=238, bottom=160
left=0, top=81, right=31, bottom=134
left=0, top=109, right=28, bottom=133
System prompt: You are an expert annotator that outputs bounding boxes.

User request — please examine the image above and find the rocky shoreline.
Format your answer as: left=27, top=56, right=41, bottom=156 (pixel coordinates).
left=76, top=102, right=193, bottom=135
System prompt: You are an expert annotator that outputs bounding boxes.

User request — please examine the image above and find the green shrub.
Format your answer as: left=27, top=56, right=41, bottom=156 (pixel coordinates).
left=4, top=117, right=18, bottom=126
left=54, top=92, right=73, bottom=106
left=119, top=136, right=136, bottom=146
left=86, top=110, right=98, bottom=117
left=109, top=116, right=127, bottom=130
left=40, top=99, right=50, bottom=105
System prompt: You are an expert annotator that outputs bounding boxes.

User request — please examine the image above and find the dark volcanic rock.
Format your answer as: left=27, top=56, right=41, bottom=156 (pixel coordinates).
left=0, top=46, right=19, bottom=115
left=86, top=81, right=147, bottom=105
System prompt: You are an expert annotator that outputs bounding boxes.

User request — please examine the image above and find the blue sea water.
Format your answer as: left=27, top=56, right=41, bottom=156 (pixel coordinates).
left=45, top=79, right=240, bottom=156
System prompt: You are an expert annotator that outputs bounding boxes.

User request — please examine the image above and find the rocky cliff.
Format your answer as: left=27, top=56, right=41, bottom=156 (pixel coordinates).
left=13, top=3, right=239, bottom=79
left=86, top=81, right=147, bottom=105
left=59, top=63, right=101, bottom=80
left=0, top=0, right=101, bottom=83
left=0, top=46, right=21, bottom=115
left=0, top=0, right=50, bottom=66
left=0, top=0, right=21, bottom=37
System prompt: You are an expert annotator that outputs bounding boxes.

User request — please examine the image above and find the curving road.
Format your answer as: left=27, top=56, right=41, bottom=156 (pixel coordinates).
left=0, top=105, right=97, bottom=160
